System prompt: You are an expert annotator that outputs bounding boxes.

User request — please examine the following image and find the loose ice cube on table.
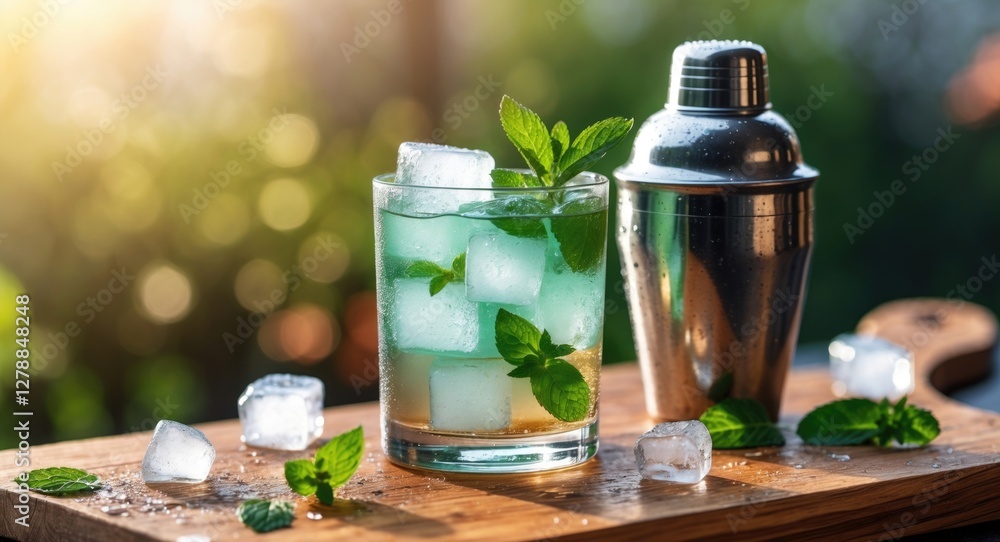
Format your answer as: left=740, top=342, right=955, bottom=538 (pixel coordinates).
left=395, top=142, right=494, bottom=215
left=466, top=233, right=547, bottom=306
left=829, top=334, right=914, bottom=401
left=634, top=420, right=712, bottom=483
left=429, top=358, right=512, bottom=431
left=238, top=374, right=324, bottom=451
left=392, top=278, right=479, bottom=354
left=142, top=420, right=216, bottom=483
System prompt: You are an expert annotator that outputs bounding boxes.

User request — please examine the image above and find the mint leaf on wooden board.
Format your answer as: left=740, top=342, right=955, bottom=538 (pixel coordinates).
left=796, top=398, right=887, bottom=446
left=236, top=499, right=295, bottom=533
left=314, top=425, right=365, bottom=492
left=16, top=467, right=101, bottom=495
left=893, top=404, right=940, bottom=446
left=283, top=460, right=318, bottom=497
left=699, top=398, right=785, bottom=449
left=284, top=426, right=364, bottom=506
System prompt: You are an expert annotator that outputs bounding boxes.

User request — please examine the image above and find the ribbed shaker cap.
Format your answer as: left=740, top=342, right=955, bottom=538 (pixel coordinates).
left=668, top=40, right=770, bottom=114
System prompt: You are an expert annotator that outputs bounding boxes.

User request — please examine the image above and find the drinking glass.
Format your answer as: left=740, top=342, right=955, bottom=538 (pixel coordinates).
left=373, top=171, right=608, bottom=472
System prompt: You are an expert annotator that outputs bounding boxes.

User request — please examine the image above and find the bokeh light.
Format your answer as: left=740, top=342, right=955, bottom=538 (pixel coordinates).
left=234, top=259, right=286, bottom=311
left=258, top=177, right=313, bottom=231
left=297, top=232, right=351, bottom=283
left=195, top=193, right=251, bottom=246
left=265, top=114, right=320, bottom=168
left=136, top=263, right=195, bottom=324
left=258, top=304, right=339, bottom=364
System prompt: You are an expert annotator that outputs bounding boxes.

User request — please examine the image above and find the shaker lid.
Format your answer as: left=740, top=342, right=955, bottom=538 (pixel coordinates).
left=615, top=40, right=818, bottom=187
left=670, top=40, right=770, bottom=114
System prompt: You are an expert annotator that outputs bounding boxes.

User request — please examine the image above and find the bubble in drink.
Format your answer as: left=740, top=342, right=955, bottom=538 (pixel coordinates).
left=634, top=420, right=712, bottom=483
left=238, top=374, right=325, bottom=451
left=141, top=420, right=216, bottom=483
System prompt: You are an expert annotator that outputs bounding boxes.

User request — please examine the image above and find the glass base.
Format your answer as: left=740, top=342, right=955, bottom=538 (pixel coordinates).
left=383, top=419, right=599, bottom=473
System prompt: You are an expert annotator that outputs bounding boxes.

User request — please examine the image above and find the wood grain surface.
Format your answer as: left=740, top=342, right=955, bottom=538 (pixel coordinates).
left=1, top=298, right=998, bottom=541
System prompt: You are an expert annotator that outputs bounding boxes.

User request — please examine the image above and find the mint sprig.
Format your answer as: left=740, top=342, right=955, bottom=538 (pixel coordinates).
left=405, top=253, right=466, bottom=296
left=15, top=467, right=101, bottom=495
left=699, top=398, right=785, bottom=449
left=284, top=426, right=364, bottom=505
left=798, top=397, right=940, bottom=447
left=495, top=309, right=590, bottom=422
left=236, top=499, right=295, bottom=533
left=497, top=95, right=632, bottom=188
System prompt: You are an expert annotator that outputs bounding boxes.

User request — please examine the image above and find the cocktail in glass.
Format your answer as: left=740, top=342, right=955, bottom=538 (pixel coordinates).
left=373, top=166, right=607, bottom=473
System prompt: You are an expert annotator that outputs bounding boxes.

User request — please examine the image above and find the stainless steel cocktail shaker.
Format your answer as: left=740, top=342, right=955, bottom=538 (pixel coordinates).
left=614, top=41, right=818, bottom=421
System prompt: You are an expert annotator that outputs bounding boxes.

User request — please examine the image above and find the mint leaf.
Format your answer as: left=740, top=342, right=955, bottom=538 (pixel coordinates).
left=551, top=200, right=606, bottom=273
left=491, top=168, right=541, bottom=188
left=796, top=399, right=883, bottom=446
left=429, top=274, right=450, bottom=295
left=499, top=95, right=553, bottom=181
left=495, top=308, right=542, bottom=364
left=236, top=499, right=295, bottom=533
left=314, top=425, right=364, bottom=491
left=462, top=195, right=552, bottom=239
left=507, top=364, right=536, bottom=378
left=405, top=254, right=466, bottom=296
left=283, top=426, right=364, bottom=506
left=707, top=372, right=734, bottom=403
left=798, top=397, right=940, bottom=447
left=404, top=260, right=446, bottom=278
left=494, top=309, right=590, bottom=422
left=555, top=117, right=634, bottom=186
left=551, top=121, right=570, bottom=165
left=284, top=459, right=318, bottom=496
left=530, top=359, right=591, bottom=422
left=699, top=398, right=785, bottom=449
left=315, top=484, right=334, bottom=505
left=539, top=330, right=575, bottom=359
left=17, top=467, right=101, bottom=495
left=451, top=253, right=466, bottom=280
left=894, top=405, right=940, bottom=446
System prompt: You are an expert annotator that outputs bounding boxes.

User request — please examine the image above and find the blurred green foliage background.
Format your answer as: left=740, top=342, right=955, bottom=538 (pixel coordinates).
left=1, top=0, right=999, bottom=448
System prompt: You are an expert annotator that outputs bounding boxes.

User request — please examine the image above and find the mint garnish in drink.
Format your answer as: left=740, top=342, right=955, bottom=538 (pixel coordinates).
left=284, top=425, right=364, bottom=505
left=797, top=397, right=940, bottom=447
left=236, top=499, right=296, bottom=533
left=404, top=253, right=466, bottom=296
left=494, top=95, right=631, bottom=272
left=699, top=398, right=785, bottom=449
left=494, top=309, right=590, bottom=422
left=496, top=95, right=633, bottom=188
left=15, top=467, right=102, bottom=495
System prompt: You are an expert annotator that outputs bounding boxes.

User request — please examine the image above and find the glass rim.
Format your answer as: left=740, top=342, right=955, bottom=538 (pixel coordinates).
left=372, top=170, right=609, bottom=192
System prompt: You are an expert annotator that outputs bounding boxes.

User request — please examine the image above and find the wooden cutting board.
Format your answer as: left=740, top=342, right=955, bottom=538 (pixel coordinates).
left=1, top=298, right=998, bottom=541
